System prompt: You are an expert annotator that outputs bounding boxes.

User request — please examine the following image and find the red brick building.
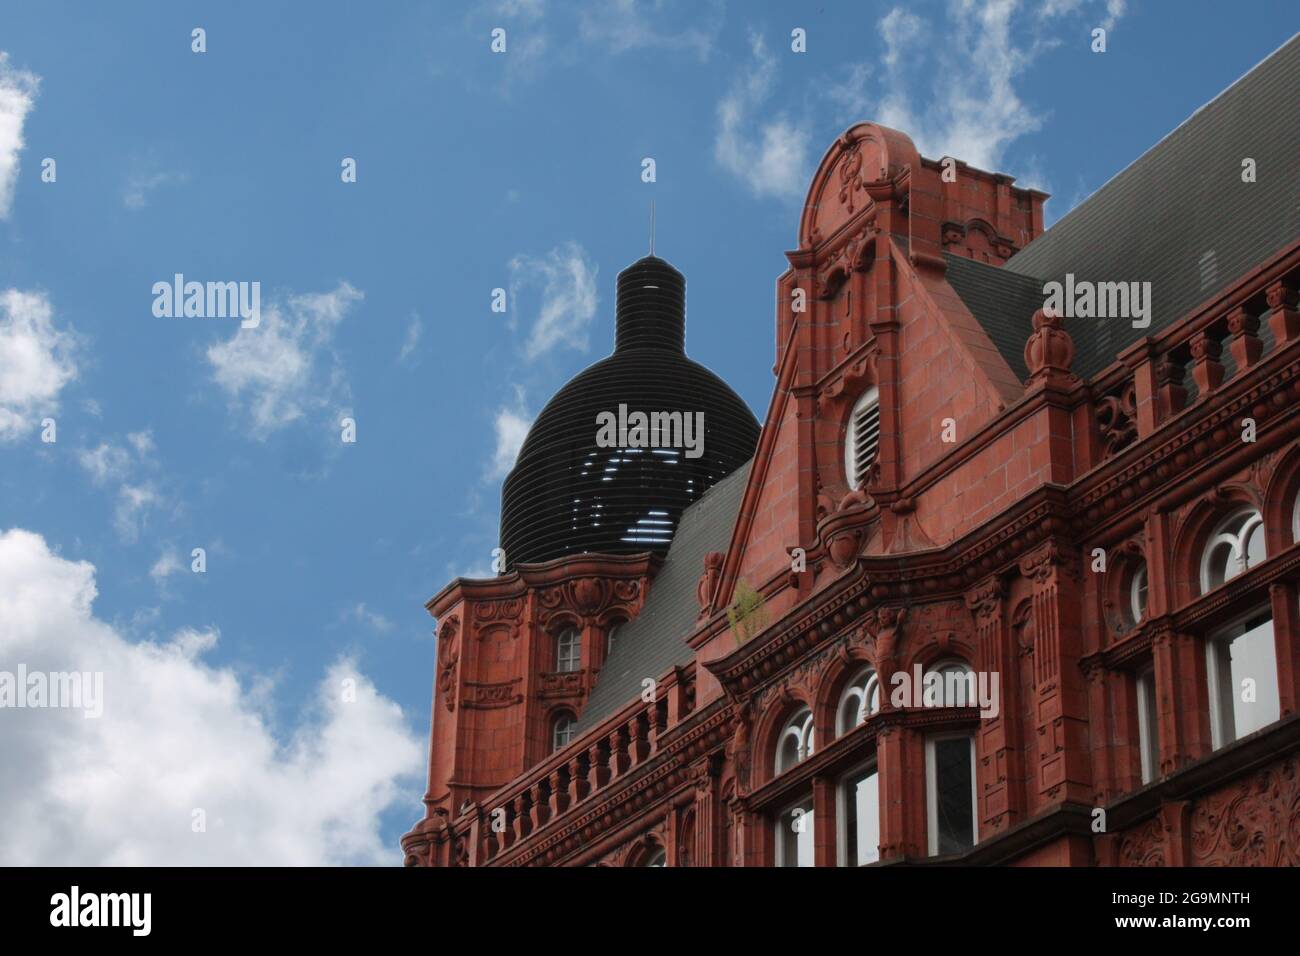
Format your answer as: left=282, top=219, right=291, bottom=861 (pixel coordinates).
left=402, top=36, right=1300, bottom=867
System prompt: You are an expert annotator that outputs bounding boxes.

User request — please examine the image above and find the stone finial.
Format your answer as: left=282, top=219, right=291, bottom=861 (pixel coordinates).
left=1024, top=308, right=1077, bottom=387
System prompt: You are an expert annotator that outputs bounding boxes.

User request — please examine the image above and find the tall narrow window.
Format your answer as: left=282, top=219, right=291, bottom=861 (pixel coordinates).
left=776, top=795, right=815, bottom=867
left=840, top=764, right=880, bottom=866
left=926, top=733, right=977, bottom=856
left=1135, top=669, right=1159, bottom=784
left=1130, top=564, right=1149, bottom=625
left=836, top=667, right=880, bottom=735
left=1200, top=508, right=1265, bottom=593
left=776, top=708, right=815, bottom=774
left=556, top=628, right=581, bottom=672
left=551, top=712, right=575, bottom=752
left=1207, top=611, right=1279, bottom=749
left=845, top=387, right=881, bottom=489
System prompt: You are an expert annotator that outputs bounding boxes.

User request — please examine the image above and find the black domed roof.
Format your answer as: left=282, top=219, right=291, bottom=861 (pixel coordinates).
left=500, top=255, right=760, bottom=565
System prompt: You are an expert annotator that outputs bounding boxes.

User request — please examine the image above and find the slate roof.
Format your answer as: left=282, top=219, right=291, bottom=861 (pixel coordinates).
left=953, top=33, right=1300, bottom=382
left=574, top=460, right=750, bottom=733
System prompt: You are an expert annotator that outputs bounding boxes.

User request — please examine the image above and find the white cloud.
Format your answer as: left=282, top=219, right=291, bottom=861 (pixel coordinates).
left=114, top=483, right=161, bottom=543
left=0, top=528, right=423, bottom=865
left=349, top=602, right=394, bottom=634
left=869, top=0, right=1126, bottom=175
left=398, top=314, right=422, bottom=364
left=78, top=442, right=133, bottom=485
left=487, top=386, right=531, bottom=481
left=122, top=170, right=189, bottom=210
left=126, top=429, right=155, bottom=457
left=493, top=0, right=545, bottom=19
left=0, top=52, right=38, bottom=220
left=508, top=242, right=597, bottom=361
left=149, top=549, right=184, bottom=581
left=578, top=0, right=721, bottom=60
left=207, top=282, right=362, bottom=438
left=0, top=289, right=78, bottom=442
left=714, top=33, right=811, bottom=200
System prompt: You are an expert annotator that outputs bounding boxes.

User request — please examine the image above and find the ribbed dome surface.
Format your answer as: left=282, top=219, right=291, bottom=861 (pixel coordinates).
left=500, top=255, right=760, bottom=565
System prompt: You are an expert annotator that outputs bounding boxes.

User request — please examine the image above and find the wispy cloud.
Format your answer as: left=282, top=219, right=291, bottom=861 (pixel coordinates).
left=487, top=385, right=531, bottom=481
left=578, top=0, right=722, bottom=60
left=0, top=52, right=38, bottom=220
left=508, top=242, right=598, bottom=361
left=122, top=170, right=189, bottom=210
left=0, top=289, right=78, bottom=442
left=207, top=282, right=362, bottom=438
left=149, top=548, right=185, bottom=581
left=714, top=33, right=811, bottom=201
left=397, top=314, right=422, bottom=364
left=348, top=602, right=395, bottom=634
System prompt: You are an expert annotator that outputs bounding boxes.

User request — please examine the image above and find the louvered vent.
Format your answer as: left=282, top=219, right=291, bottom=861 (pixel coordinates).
left=846, top=389, right=881, bottom=489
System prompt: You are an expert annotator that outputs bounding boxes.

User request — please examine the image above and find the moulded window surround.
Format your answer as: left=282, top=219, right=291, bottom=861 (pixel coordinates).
left=606, top=623, right=621, bottom=657
left=838, top=761, right=881, bottom=867
left=775, top=794, right=816, bottom=867
left=835, top=667, right=881, bottom=736
left=844, top=387, right=881, bottom=490
left=927, top=659, right=976, bottom=708
left=1135, top=669, right=1159, bottom=784
left=1199, top=508, right=1265, bottom=594
left=551, top=713, right=575, bottom=752
left=1130, top=564, right=1149, bottom=625
left=776, top=708, right=815, bottom=774
left=556, top=628, right=581, bottom=672
left=926, top=732, right=978, bottom=857
left=1206, top=609, right=1280, bottom=750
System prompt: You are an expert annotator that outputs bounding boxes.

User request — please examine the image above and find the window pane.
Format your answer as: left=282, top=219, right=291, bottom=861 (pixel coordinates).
left=1136, top=673, right=1158, bottom=784
left=778, top=801, right=815, bottom=867
left=1226, top=616, right=1279, bottom=739
left=933, top=737, right=975, bottom=854
left=1245, top=523, right=1265, bottom=570
left=845, top=769, right=880, bottom=866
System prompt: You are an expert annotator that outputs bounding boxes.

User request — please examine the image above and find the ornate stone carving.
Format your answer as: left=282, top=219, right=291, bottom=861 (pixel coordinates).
left=1190, top=752, right=1300, bottom=866
left=1096, top=380, right=1138, bottom=459
left=1024, top=308, right=1078, bottom=388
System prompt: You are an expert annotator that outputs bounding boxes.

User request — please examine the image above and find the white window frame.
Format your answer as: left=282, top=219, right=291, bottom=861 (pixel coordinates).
left=1199, top=507, right=1265, bottom=594
left=556, top=628, right=581, bottom=672
left=1206, top=607, right=1279, bottom=750
left=1293, top=490, right=1300, bottom=544
left=837, top=759, right=881, bottom=867
left=642, top=846, right=666, bottom=867
left=844, top=386, right=881, bottom=490
left=927, top=659, right=976, bottom=708
left=835, top=667, right=880, bottom=736
left=774, top=793, right=816, bottom=868
left=551, top=712, right=575, bottom=752
left=1130, top=564, right=1149, bottom=625
left=925, top=732, right=978, bottom=857
left=1135, top=668, right=1158, bottom=784
left=775, top=707, right=815, bottom=774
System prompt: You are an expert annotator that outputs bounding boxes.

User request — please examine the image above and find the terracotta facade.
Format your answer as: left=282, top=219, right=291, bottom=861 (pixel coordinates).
left=402, top=120, right=1300, bottom=868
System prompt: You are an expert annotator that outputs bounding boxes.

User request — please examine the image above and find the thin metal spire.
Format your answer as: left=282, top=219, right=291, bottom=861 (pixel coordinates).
left=649, top=200, right=655, bottom=256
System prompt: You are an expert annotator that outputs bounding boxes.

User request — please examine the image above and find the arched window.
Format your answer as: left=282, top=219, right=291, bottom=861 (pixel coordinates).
left=551, top=712, right=575, bottom=752
left=1200, top=508, right=1265, bottom=593
left=1129, top=563, right=1149, bottom=625
left=835, top=667, right=880, bottom=735
left=776, top=708, right=815, bottom=774
left=556, top=628, right=581, bottom=672
left=642, top=847, right=666, bottom=867
left=1292, top=489, right=1300, bottom=544
left=844, top=387, right=881, bottom=489
left=927, top=660, right=975, bottom=708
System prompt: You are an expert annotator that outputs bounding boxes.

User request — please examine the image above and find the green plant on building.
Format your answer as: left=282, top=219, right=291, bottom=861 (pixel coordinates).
left=727, top=580, right=768, bottom=646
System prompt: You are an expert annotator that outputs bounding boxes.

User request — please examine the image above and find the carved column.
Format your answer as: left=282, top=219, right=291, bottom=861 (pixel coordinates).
left=547, top=769, right=568, bottom=819
left=1226, top=306, right=1263, bottom=372
left=586, top=742, right=607, bottom=795
left=966, top=577, right=1023, bottom=834
left=691, top=758, right=718, bottom=867
left=567, top=756, right=587, bottom=806
left=1151, top=627, right=1211, bottom=774
left=1266, top=280, right=1299, bottom=345
left=812, top=774, right=836, bottom=867
left=1019, top=540, right=1091, bottom=805
left=876, top=723, right=923, bottom=859
left=1190, top=331, right=1224, bottom=395
left=1270, top=581, right=1300, bottom=719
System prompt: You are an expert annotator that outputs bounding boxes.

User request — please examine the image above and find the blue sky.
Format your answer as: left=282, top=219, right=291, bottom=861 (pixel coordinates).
left=0, top=1, right=1293, bottom=864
